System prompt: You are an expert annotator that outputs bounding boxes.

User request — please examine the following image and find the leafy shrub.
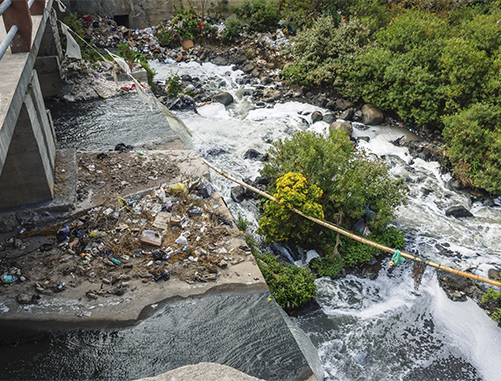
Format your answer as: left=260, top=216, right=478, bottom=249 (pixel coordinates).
left=167, top=75, right=183, bottom=96
left=117, top=42, right=156, bottom=91
left=262, top=131, right=406, bottom=267
left=345, top=9, right=451, bottom=126
left=157, top=27, right=181, bottom=48
left=258, top=172, right=324, bottom=242
left=310, top=256, right=345, bottom=278
left=233, top=0, right=281, bottom=33
left=207, top=0, right=229, bottom=22
left=236, top=212, right=249, bottom=231
left=257, top=253, right=317, bottom=309
left=482, top=288, right=501, bottom=322
left=442, top=103, right=501, bottom=194
left=221, top=17, right=243, bottom=43
left=281, top=16, right=371, bottom=88
left=338, top=226, right=405, bottom=266
left=263, top=130, right=406, bottom=231
left=171, top=3, right=205, bottom=42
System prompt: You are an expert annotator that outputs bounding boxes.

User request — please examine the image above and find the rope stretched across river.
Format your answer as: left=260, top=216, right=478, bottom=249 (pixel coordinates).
left=202, top=158, right=501, bottom=288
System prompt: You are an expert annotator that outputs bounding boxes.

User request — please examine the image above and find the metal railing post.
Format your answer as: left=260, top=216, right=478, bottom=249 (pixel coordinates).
left=29, top=0, right=44, bottom=15
left=1, top=0, right=33, bottom=53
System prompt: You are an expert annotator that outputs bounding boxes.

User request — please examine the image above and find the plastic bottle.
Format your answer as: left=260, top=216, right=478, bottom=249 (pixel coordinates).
left=2, top=275, right=16, bottom=284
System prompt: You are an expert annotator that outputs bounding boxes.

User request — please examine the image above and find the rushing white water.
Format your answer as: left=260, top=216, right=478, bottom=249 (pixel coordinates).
left=150, top=60, right=501, bottom=380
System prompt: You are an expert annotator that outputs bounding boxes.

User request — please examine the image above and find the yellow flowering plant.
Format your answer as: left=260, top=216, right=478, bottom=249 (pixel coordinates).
left=258, top=172, right=324, bottom=242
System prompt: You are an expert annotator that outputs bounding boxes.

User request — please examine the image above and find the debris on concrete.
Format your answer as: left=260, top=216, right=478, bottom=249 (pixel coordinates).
left=0, top=150, right=262, bottom=323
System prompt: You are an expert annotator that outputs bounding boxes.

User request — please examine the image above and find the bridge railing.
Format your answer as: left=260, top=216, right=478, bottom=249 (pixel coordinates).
left=0, top=0, right=45, bottom=61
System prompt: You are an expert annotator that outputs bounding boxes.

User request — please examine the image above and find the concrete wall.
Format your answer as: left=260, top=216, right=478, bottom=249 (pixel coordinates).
left=60, top=0, right=246, bottom=29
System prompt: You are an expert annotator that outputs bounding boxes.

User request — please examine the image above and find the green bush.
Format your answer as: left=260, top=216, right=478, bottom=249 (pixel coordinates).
left=261, top=130, right=406, bottom=267
left=233, top=0, right=281, bottom=33
left=221, top=17, right=243, bottom=43
left=345, top=9, right=451, bottom=127
left=171, top=3, right=205, bottom=41
left=262, top=130, right=406, bottom=231
left=167, top=75, right=183, bottom=96
left=442, top=103, right=501, bottom=194
left=281, top=16, right=371, bottom=88
left=117, top=42, right=156, bottom=91
left=257, top=253, right=317, bottom=309
left=482, top=288, right=501, bottom=322
left=257, top=172, right=324, bottom=242
left=310, top=256, right=345, bottom=278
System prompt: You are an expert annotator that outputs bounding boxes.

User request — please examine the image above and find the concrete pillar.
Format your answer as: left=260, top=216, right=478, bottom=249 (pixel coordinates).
left=0, top=70, right=56, bottom=210
left=36, top=9, right=63, bottom=99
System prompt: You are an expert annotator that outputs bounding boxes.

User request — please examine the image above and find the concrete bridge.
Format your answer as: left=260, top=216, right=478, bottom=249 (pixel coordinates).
left=0, top=0, right=62, bottom=210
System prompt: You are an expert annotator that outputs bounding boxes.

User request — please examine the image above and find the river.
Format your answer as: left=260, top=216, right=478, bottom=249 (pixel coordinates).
left=43, top=60, right=501, bottom=380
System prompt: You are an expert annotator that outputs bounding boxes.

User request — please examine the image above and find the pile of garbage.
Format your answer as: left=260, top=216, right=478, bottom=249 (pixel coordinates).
left=0, top=175, right=251, bottom=305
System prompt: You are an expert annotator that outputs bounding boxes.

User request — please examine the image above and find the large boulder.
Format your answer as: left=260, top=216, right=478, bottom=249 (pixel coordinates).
left=335, top=98, right=354, bottom=111
left=212, top=56, right=227, bottom=66
left=242, top=63, right=255, bottom=73
left=311, top=111, right=323, bottom=123
left=361, top=104, right=384, bottom=125
left=445, top=206, right=474, bottom=218
left=323, top=113, right=336, bottom=124
left=330, top=121, right=353, bottom=137
left=212, top=92, right=234, bottom=106
left=339, top=107, right=354, bottom=121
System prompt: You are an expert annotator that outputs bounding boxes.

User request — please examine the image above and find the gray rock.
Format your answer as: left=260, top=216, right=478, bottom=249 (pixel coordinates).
left=339, top=107, right=354, bottom=121
left=323, top=113, right=336, bottom=124
left=335, top=98, right=354, bottom=111
left=325, top=100, right=337, bottom=110
left=445, top=206, right=474, bottom=218
left=330, top=121, right=353, bottom=137
left=243, top=149, right=264, bottom=161
left=362, top=104, right=384, bottom=125
left=311, top=111, right=323, bottom=123
left=212, top=92, right=234, bottom=106
left=242, top=63, right=254, bottom=73
left=0, top=212, right=17, bottom=233
left=357, top=136, right=370, bottom=143
left=251, top=68, right=261, bottom=77
left=212, top=56, right=228, bottom=66
left=488, top=268, right=500, bottom=280
left=231, top=186, right=245, bottom=203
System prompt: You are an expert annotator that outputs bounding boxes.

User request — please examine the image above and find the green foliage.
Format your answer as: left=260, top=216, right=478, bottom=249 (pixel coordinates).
left=233, top=0, right=281, bottom=33
left=258, top=172, right=324, bottom=242
left=207, top=0, right=229, bottom=21
left=338, top=226, right=405, bottom=266
left=310, top=256, right=345, bottom=278
left=262, top=131, right=406, bottom=267
left=185, top=87, right=195, bottom=97
left=117, top=42, right=136, bottom=63
left=236, top=212, right=249, bottom=231
left=117, top=42, right=156, bottom=91
left=157, top=27, right=181, bottom=48
left=221, top=17, right=243, bottom=43
left=482, top=288, right=501, bottom=322
left=282, top=16, right=370, bottom=88
left=257, top=253, right=317, bottom=309
left=263, top=131, right=406, bottom=231
left=345, top=9, right=451, bottom=126
left=167, top=75, right=183, bottom=96
left=442, top=103, right=501, bottom=194
left=62, top=13, right=101, bottom=62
